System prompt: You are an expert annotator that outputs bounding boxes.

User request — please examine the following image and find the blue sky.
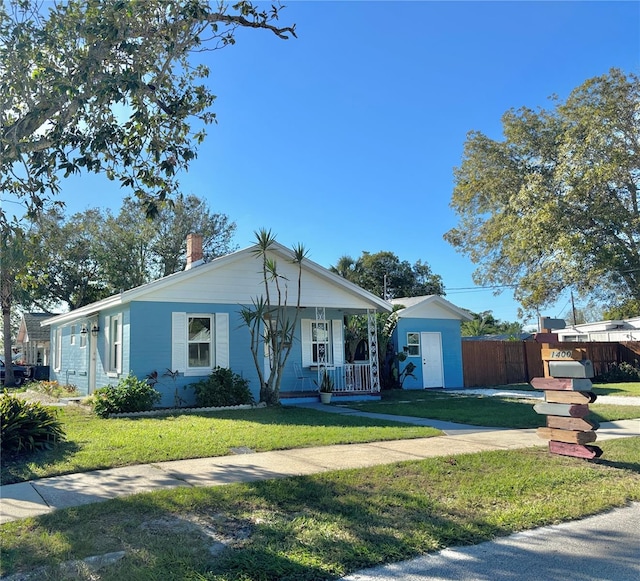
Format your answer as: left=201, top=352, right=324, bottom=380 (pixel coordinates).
left=5, top=1, right=639, bottom=325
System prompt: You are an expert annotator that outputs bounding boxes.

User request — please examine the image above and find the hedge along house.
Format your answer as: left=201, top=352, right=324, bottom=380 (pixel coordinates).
left=42, top=235, right=392, bottom=406
left=389, top=295, right=473, bottom=389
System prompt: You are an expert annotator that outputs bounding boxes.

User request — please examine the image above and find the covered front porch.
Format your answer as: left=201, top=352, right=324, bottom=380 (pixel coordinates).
left=280, top=307, right=383, bottom=405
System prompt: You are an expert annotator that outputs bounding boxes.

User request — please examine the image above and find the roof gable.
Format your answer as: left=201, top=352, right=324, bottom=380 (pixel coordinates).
left=43, top=243, right=391, bottom=326
left=390, top=295, right=473, bottom=321
left=18, top=313, right=53, bottom=342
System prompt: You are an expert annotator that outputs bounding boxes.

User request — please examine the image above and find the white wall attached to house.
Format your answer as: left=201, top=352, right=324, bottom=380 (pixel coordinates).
left=554, top=316, right=640, bottom=342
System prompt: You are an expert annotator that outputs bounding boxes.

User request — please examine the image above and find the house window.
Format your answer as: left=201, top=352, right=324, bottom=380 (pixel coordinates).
left=311, top=321, right=332, bottom=365
left=106, top=314, right=123, bottom=374
left=171, top=312, right=229, bottom=376
left=188, top=316, right=212, bottom=368
left=301, top=319, right=344, bottom=368
left=80, top=326, right=87, bottom=348
left=70, top=325, right=76, bottom=345
left=406, top=333, right=420, bottom=356
left=54, top=328, right=62, bottom=371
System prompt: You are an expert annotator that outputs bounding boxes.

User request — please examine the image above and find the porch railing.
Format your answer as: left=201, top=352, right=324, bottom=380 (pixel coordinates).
left=321, top=363, right=375, bottom=393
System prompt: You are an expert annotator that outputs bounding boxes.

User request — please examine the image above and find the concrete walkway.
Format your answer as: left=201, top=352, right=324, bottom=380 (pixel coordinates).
left=1, top=402, right=638, bottom=524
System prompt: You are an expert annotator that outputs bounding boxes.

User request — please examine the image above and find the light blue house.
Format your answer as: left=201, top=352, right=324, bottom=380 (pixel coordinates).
left=42, top=238, right=393, bottom=406
left=389, top=296, right=472, bottom=389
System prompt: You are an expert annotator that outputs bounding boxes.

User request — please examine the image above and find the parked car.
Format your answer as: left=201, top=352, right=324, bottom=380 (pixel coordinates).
left=0, top=359, right=29, bottom=386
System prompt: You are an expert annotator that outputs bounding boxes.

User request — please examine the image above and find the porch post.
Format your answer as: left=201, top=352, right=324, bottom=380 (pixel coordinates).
left=315, top=306, right=326, bottom=385
left=367, top=309, right=380, bottom=393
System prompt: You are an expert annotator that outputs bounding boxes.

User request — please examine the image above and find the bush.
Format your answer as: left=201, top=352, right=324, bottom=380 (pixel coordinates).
left=29, top=380, right=80, bottom=398
left=0, top=393, right=66, bottom=453
left=597, top=361, right=640, bottom=383
left=92, top=374, right=161, bottom=418
left=191, top=367, right=254, bottom=408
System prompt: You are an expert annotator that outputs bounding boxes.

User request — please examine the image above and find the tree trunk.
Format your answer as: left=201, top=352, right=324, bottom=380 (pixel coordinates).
left=2, top=299, right=16, bottom=387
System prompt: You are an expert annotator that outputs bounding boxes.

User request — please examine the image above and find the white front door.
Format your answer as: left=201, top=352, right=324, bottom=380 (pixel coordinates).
left=420, top=332, right=444, bottom=388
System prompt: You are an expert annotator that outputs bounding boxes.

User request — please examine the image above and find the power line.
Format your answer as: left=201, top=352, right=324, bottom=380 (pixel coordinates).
left=446, top=284, right=518, bottom=294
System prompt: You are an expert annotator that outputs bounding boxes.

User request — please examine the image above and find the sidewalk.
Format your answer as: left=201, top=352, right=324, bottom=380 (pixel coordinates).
left=1, top=404, right=637, bottom=524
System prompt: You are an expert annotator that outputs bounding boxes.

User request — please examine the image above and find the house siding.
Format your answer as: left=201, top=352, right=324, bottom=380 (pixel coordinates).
left=127, top=302, right=248, bottom=407
left=48, top=307, right=130, bottom=396
left=126, top=303, right=348, bottom=406
left=94, top=306, right=131, bottom=389
left=49, top=319, right=89, bottom=393
left=394, top=318, right=464, bottom=389
left=42, top=242, right=392, bottom=405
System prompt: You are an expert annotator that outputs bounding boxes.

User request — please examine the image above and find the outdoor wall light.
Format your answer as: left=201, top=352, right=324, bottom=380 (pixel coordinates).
left=91, top=324, right=100, bottom=337
left=80, top=325, right=88, bottom=335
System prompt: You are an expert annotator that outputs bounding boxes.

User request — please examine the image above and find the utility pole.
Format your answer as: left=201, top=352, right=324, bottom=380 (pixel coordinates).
left=571, top=291, right=578, bottom=325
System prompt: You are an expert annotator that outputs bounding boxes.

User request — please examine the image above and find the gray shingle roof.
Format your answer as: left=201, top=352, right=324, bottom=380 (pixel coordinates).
left=21, top=313, right=52, bottom=342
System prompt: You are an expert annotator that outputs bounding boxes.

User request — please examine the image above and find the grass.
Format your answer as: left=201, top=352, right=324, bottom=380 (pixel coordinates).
left=1, top=405, right=442, bottom=485
left=3, top=383, right=638, bottom=484
left=464, top=381, right=640, bottom=396
left=1, top=438, right=638, bottom=580
left=345, top=388, right=640, bottom=429
left=591, top=381, right=640, bottom=397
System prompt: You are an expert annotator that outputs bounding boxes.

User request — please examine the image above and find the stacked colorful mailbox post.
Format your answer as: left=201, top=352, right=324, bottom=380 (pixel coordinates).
left=531, top=321, right=602, bottom=459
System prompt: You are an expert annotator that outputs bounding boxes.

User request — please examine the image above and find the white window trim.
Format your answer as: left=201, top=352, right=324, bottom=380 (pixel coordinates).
left=54, top=327, right=62, bottom=371
left=301, top=319, right=344, bottom=367
left=70, top=325, right=76, bottom=345
left=105, top=314, right=123, bottom=377
left=406, top=332, right=420, bottom=357
left=172, top=312, right=229, bottom=377
left=187, top=313, right=214, bottom=375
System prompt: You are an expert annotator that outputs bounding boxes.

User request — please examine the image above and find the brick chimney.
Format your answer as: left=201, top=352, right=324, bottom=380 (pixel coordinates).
left=185, top=233, right=203, bottom=270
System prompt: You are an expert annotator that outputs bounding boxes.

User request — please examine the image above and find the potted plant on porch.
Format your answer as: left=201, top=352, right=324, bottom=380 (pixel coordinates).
left=315, top=370, right=334, bottom=404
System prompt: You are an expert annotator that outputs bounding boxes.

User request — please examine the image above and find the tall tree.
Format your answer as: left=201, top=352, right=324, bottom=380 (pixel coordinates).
left=445, top=69, right=639, bottom=315
left=1, top=0, right=296, bottom=218
left=0, top=223, right=38, bottom=384
left=101, top=199, right=157, bottom=291
left=331, top=255, right=358, bottom=282
left=150, top=194, right=237, bottom=276
left=331, top=251, right=445, bottom=299
left=28, top=208, right=111, bottom=310
left=1, top=0, right=294, bottom=363
left=23, top=195, right=237, bottom=310
left=461, top=311, right=523, bottom=337
left=602, top=300, right=640, bottom=321
left=240, top=230, right=306, bottom=405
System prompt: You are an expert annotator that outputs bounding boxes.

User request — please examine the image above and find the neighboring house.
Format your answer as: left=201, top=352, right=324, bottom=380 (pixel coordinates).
left=389, top=296, right=473, bottom=389
left=17, top=313, right=52, bottom=366
left=552, top=317, right=640, bottom=342
left=42, top=237, right=392, bottom=406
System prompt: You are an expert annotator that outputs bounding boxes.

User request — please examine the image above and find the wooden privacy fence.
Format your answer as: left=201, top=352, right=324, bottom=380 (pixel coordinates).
left=462, top=341, right=640, bottom=387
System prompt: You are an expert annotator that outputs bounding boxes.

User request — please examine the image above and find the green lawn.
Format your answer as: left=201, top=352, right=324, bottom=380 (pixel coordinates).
left=4, top=384, right=638, bottom=485
left=466, top=382, right=640, bottom=396
left=1, top=405, right=442, bottom=485
left=591, top=382, right=640, bottom=397
left=2, top=438, right=638, bottom=580
left=345, top=389, right=640, bottom=429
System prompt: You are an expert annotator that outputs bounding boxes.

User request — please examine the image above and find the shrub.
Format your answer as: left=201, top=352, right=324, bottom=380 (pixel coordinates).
left=0, top=393, right=66, bottom=453
left=191, top=367, right=254, bottom=408
left=92, top=374, right=161, bottom=418
left=29, top=380, right=80, bottom=398
left=597, top=361, right=640, bottom=383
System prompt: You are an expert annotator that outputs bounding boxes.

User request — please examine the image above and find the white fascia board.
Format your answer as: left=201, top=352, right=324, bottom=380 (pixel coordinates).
left=40, top=247, right=253, bottom=327
left=393, top=295, right=474, bottom=321
left=41, top=243, right=392, bottom=327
